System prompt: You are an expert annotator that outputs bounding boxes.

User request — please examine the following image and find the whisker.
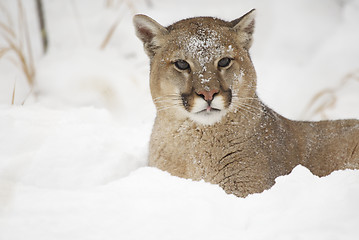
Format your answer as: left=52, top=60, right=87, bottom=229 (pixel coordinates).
left=231, top=95, right=259, bottom=100
left=230, top=101, right=263, bottom=118
left=232, top=102, right=278, bottom=121
left=239, top=103, right=265, bottom=113
left=153, top=99, right=182, bottom=104
left=153, top=94, right=180, bottom=101
left=155, top=99, right=183, bottom=111
left=157, top=104, right=182, bottom=113
left=239, top=106, right=261, bottom=118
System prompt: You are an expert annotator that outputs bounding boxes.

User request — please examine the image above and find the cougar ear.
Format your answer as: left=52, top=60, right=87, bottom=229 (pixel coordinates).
left=133, top=14, right=168, bottom=58
left=231, top=9, right=256, bottom=50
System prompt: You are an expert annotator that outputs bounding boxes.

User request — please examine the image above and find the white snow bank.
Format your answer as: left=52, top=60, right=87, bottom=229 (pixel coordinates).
left=0, top=105, right=150, bottom=189
left=0, top=164, right=358, bottom=240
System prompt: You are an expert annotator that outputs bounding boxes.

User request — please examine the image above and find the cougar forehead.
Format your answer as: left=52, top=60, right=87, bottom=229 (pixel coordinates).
left=165, top=18, right=237, bottom=66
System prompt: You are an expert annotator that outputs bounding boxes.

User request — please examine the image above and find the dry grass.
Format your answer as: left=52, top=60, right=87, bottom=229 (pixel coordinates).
left=100, top=15, right=123, bottom=50
left=100, top=0, right=137, bottom=50
left=302, top=69, right=359, bottom=119
left=36, top=0, right=48, bottom=53
left=105, top=0, right=152, bottom=9
left=0, top=0, right=36, bottom=88
left=11, top=80, right=16, bottom=105
left=105, top=0, right=136, bottom=11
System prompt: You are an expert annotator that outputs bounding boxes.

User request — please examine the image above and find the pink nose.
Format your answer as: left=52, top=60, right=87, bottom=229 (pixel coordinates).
left=197, top=89, right=219, bottom=101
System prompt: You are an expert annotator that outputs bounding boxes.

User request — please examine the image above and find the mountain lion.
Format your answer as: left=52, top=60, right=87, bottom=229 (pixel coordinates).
left=133, top=9, right=359, bottom=197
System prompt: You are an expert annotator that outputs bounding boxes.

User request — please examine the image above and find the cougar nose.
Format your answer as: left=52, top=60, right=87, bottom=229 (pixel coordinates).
left=197, top=89, right=219, bottom=102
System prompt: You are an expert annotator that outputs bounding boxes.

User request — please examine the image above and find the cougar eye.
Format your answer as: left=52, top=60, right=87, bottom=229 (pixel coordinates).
left=218, top=57, right=232, bottom=68
left=174, top=60, right=190, bottom=71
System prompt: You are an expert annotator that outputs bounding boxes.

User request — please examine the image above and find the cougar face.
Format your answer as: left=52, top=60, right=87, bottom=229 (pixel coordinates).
left=134, top=11, right=257, bottom=125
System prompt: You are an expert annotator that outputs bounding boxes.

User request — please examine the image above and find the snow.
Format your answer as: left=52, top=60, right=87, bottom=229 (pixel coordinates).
left=1, top=165, right=359, bottom=240
left=182, top=26, right=223, bottom=68
left=0, top=0, right=359, bottom=239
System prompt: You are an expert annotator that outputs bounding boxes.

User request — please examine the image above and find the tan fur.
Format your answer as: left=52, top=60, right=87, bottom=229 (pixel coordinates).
left=133, top=10, right=359, bottom=197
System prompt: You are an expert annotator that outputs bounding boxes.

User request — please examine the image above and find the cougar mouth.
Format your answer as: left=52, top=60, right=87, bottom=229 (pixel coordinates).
left=196, top=107, right=221, bottom=114
left=181, top=92, right=229, bottom=125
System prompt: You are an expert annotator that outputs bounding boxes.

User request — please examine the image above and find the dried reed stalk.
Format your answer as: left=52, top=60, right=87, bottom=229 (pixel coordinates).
left=100, top=0, right=137, bottom=50
left=302, top=69, right=359, bottom=119
left=0, top=0, right=35, bottom=87
left=11, top=80, right=16, bottom=105
left=100, top=15, right=123, bottom=50
left=36, top=0, right=48, bottom=53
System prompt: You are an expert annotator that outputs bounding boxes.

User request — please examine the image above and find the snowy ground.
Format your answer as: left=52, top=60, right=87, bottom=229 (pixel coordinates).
left=0, top=0, right=359, bottom=239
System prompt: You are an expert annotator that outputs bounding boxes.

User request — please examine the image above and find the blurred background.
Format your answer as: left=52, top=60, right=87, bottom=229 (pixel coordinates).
left=1, top=0, right=359, bottom=121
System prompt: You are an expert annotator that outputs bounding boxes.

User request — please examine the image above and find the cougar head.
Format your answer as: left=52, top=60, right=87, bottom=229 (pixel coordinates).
left=133, top=10, right=257, bottom=125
